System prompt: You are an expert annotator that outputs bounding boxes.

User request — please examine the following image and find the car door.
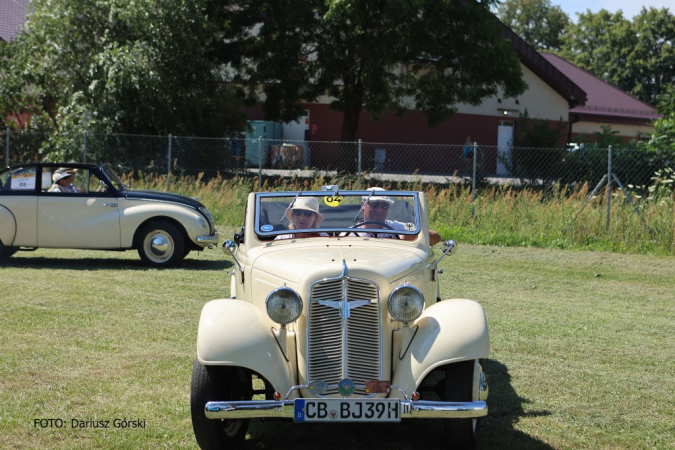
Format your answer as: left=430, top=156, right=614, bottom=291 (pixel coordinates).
left=0, top=166, right=39, bottom=247
left=37, top=167, right=121, bottom=249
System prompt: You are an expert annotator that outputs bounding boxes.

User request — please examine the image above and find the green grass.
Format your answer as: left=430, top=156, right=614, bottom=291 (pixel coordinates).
left=1, top=243, right=674, bottom=449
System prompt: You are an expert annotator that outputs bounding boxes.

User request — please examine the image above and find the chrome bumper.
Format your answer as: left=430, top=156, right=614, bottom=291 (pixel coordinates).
left=196, top=234, right=219, bottom=247
left=205, top=399, right=487, bottom=420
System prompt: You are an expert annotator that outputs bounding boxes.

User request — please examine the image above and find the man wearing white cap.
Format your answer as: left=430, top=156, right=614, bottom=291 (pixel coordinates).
left=276, top=197, right=329, bottom=240
left=48, top=169, right=79, bottom=193
left=359, top=187, right=441, bottom=245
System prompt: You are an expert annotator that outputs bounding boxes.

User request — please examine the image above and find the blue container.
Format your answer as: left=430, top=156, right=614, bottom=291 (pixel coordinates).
left=245, top=121, right=282, bottom=167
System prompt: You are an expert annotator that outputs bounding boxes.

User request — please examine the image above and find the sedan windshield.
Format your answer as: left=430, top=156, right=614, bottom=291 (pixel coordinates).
left=255, top=191, right=420, bottom=237
left=101, top=165, right=128, bottom=191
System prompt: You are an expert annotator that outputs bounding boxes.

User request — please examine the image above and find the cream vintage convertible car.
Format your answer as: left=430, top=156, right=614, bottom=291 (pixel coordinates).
left=0, top=163, right=218, bottom=267
left=191, top=188, right=490, bottom=449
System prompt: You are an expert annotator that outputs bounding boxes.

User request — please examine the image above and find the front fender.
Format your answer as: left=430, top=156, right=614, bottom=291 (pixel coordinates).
left=0, top=206, right=17, bottom=246
left=119, top=200, right=209, bottom=247
left=196, top=299, right=296, bottom=395
left=391, top=299, right=489, bottom=398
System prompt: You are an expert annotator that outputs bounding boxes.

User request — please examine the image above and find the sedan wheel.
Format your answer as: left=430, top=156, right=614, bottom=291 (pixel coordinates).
left=137, top=221, right=185, bottom=267
left=0, top=241, right=18, bottom=260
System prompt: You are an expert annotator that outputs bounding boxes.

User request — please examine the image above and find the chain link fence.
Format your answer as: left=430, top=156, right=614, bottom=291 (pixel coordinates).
left=3, top=130, right=673, bottom=192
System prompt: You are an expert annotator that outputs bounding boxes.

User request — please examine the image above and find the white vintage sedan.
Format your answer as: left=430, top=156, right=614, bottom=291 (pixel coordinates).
left=0, top=163, right=218, bottom=267
left=191, top=188, right=490, bottom=449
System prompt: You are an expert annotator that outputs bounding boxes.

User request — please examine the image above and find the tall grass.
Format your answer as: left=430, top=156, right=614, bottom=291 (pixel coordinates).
left=125, top=172, right=675, bottom=256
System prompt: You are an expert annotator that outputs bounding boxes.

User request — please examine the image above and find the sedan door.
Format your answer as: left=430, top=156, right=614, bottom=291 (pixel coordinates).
left=37, top=168, right=121, bottom=249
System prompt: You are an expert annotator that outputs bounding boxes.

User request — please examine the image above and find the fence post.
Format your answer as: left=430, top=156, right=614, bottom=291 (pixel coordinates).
left=471, top=142, right=477, bottom=201
left=83, top=132, right=87, bottom=163
left=5, top=128, right=9, bottom=168
left=606, top=145, right=612, bottom=232
left=167, top=134, right=172, bottom=191
left=258, top=138, right=263, bottom=190
left=358, top=139, right=362, bottom=189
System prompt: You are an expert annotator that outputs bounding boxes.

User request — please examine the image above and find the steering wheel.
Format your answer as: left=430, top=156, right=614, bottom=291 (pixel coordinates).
left=345, top=221, right=394, bottom=237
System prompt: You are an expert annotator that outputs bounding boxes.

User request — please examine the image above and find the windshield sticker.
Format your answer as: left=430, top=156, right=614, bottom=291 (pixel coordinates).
left=261, top=224, right=274, bottom=232
left=11, top=173, right=36, bottom=190
left=405, top=223, right=416, bottom=231
left=323, top=195, right=343, bottom=207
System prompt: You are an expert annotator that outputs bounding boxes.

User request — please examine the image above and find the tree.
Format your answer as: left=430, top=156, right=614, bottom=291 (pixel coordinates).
left=628, top=7, right=675, bottom=106
left=558, top=9, right=637, bottom=97
left=497, top=0, right=570, bottom=51
left=559, top=7, right=675, bottom=106
left=0, top=40, right=37, bottom=131
left=214, top=0, right=527, bottom=142
left=10, top=0, right=246, bottom=139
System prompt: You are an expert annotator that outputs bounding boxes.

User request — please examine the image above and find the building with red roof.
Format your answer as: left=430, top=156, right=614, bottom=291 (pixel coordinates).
left=540, top=53, right=659, bottom=143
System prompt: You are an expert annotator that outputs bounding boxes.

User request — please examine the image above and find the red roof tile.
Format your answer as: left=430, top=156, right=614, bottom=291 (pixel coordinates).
left=540, top=53, right=659, bottom=121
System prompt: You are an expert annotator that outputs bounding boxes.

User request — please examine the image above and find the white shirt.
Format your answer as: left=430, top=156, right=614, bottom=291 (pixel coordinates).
left=354, top=219, right=407, bottom=239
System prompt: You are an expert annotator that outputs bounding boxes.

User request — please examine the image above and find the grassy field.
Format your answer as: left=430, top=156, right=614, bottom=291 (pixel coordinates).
left=1, top=241, right=673, bottom=449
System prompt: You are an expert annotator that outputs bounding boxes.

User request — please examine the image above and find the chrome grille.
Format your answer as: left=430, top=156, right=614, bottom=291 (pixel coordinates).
left=308, top=277, right=380, bottom=396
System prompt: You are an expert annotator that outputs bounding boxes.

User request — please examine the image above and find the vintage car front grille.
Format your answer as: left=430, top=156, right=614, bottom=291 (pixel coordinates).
left=307, top=277, right=381, bottom=396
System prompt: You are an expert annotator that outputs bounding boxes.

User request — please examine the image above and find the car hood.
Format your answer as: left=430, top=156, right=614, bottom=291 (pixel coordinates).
left=251, top=243, right=426, bottom=285
left=123, top=190, right=203, bottom=209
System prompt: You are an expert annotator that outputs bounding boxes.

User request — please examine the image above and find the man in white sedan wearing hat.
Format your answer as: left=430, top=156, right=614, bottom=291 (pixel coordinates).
left=358, top=187, right=441, bottom=245
left=48, top=169, right=79, bottom=193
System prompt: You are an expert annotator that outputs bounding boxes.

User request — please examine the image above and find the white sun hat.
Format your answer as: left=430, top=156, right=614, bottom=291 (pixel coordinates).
left=362, top=187, right=394, bottom=205
left=285, top=197, right=325, bottom=223
left=52, top=169, right=73, bottom=183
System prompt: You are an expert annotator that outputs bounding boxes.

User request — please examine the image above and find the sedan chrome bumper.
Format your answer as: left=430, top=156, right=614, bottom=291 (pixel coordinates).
left=196, top=234, right=219, bottom=247
left=205, top=399, right=487, bottom=420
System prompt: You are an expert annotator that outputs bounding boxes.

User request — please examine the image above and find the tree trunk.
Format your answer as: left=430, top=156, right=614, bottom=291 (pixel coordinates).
left=340, top=100, right=362, bottom=142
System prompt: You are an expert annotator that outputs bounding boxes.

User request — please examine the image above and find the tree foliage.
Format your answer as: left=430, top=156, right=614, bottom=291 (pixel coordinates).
left=497, top=0, right=570, bottom=51
left=8, top=0, right=246, bottom=139
left=213, top=0, right=527, bottom=141
left=559, top=7, right=675, bottom=106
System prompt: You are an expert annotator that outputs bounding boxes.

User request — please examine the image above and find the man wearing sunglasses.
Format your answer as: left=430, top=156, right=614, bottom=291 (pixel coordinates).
left=359, top=187, right=441, bottom=245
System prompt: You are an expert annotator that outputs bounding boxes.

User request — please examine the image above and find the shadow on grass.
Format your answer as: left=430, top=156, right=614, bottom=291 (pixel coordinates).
left=3, top=252, right=232, bottom=271
left=239, top=359, right=552, bottom=450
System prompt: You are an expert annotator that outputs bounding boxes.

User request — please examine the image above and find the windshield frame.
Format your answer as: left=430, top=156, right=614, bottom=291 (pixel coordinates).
left=254, top=190, right=421, bottom=237
left=101, top=164, right=128, bottom=191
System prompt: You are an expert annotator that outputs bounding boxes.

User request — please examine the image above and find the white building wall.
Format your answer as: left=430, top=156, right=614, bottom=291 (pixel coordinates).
left=315, top=63, right=569, bottom=122
left=454, top=63, right=569, bottom=121
left=573, top=121, right=655, bottom=139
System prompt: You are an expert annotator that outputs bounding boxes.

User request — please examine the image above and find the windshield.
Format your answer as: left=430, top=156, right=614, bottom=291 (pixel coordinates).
left=255, top=190, right=420, bottom=237
left=101, top=164, right=127, bottom=190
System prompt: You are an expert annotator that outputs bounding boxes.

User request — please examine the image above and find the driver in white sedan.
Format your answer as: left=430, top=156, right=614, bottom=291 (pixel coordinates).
left=358, top=187, right=441, bottom=245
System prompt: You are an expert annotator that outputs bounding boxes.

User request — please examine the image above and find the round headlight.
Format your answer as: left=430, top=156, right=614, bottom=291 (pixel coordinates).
left=266, top=287, right=303, bottom=325
left=387, top=285, right=424, bottom=323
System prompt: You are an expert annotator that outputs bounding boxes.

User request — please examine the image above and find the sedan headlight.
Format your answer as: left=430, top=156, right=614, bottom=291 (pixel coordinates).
left=387, top=285, right=424, bottom=323
left=266, top=287, right=303, bottom=325
left=198, top=206, right=215, bottom=233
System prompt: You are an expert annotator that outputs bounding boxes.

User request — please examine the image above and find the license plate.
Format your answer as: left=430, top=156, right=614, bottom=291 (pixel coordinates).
left=294, top=399, right=401, bottom=422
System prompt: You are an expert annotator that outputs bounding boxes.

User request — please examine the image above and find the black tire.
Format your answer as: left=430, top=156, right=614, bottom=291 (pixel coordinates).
left=190, top=358, right=251, bottom=450
left=443, top=360, right=481, bottom=450
left=136, top=221, right=185, bottom=267
left=0, top=241, right=18, bottom=259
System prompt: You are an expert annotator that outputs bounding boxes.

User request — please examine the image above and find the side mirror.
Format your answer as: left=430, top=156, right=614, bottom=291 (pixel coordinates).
left=222, top=239, right=242, bottom=272
left=435, top=239, right=456, bottom=266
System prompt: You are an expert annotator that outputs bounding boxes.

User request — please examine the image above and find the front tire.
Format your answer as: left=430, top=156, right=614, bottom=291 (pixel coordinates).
left=443, top=360, right=481, bottom=449
left=0, top=241, right=18, bottom=260
left=190, top=358, right=251, bottom=450
left=137, top=221, right=185, bottom=267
